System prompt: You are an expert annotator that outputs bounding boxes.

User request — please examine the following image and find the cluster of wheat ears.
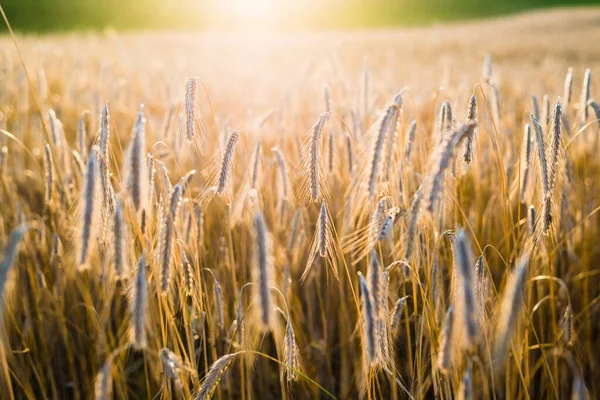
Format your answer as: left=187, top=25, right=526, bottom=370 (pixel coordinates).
left=0, top=31, right=598, bottom=400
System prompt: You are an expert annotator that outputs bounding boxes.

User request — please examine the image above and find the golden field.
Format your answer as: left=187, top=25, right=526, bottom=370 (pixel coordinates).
left=0, top=7, right=599, bottom=400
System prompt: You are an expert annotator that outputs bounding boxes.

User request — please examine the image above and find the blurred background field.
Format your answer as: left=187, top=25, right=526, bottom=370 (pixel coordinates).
left=2, top=0, right=600, bottom=32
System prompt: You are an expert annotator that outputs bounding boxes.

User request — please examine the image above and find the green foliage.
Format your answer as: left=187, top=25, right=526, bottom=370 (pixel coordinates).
left=1, top=0, right=600, bottom=32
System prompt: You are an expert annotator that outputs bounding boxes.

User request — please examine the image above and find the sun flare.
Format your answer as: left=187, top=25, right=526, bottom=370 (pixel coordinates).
left=210, top=0, right=286, bottom=29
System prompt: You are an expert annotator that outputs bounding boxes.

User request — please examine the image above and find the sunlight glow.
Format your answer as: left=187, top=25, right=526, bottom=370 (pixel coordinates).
left=211, top=0, right=286, bottom=30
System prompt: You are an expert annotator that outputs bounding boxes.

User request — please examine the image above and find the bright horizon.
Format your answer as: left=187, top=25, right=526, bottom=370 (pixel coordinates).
left=2, top=0, right=600, bottom=32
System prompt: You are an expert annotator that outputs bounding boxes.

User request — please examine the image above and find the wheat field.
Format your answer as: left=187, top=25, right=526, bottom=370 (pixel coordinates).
left=0, top=7, right=599, bottom=400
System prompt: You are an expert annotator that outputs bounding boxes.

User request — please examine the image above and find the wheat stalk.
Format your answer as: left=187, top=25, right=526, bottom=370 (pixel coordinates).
left=493, top=253, right=529, bottom=368
left=130, top=253, right=148, bottom=348
left=301, top=201, right=339, bottom=282
left=423, top=122, right=476, bottom=215
left=253, top=211, right=273, bottom=328
left=216, top=130, right=240, bottom=197
left=79, top=146, right=100, bottom=268
left=519, top=123, right=533, bottom=202
left=437, top=306, right=454, bottom=373
left=359, top=272, right=376, bottom=367
left=453, top=229, right=479, bottom=349
left=530, top=115, right=552, bottom=234
left=463, top=95, right=478, bottom=164
left=112, top=198, right=126, bottom=279
left=44, top=143, right=54, bottom=205
left=580, top=68, right=591, bottom=124
left=94, top=358, right=112, bottom=400
left=196, top=353, right=239, bottom=400
left=564, top=67, right=573, bottom=110
left=297, top=112, right=330, bottom=204
left=123, top=108, right=148, bottom=213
